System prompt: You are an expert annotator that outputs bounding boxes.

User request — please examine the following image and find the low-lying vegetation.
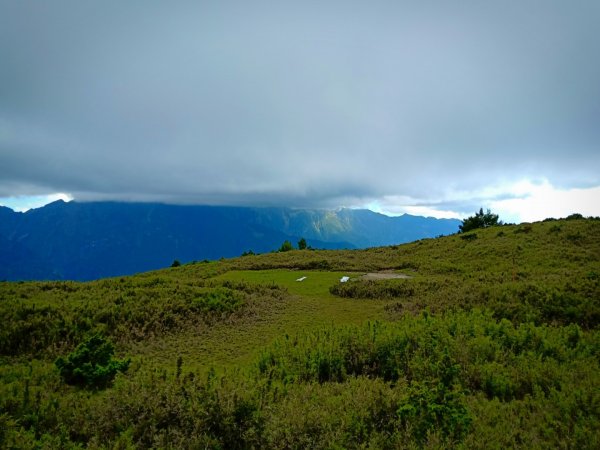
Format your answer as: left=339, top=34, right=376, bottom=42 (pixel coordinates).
left=55, top=335, right=130, bottom=388
left=330, top=275, right=599, bottom=328
left=0, top=217, right=599, bottom=448
left=2, top=310, right=597, bottom=448
left=0, top=278, right=288, bottom=357
left=330, top=278, right=416, bottom=299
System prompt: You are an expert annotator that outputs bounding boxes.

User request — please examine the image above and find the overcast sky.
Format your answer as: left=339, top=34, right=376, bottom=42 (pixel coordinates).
left=1, top=1, right=599, bottom=222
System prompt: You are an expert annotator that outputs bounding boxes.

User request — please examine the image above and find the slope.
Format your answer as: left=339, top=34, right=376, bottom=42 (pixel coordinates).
left=0, top=217, right=598, bottom=448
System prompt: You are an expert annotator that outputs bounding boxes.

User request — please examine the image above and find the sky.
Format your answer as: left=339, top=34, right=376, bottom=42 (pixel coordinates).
left=1, top=1, right=599, bottom=223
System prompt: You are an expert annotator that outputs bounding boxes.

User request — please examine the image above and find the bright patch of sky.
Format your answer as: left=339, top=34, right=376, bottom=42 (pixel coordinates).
left=490, top=181, right=600, bottom=223
left=364, top=179, right=600, bottom=223
left=0, top=193, right=72, bottom=212
left=364, top=201, right=464, bottom=220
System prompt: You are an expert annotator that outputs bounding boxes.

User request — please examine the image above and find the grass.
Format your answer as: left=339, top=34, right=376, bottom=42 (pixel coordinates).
left=1, top=217, right=599, bottom=448
left=217, top=269, right=352, bottom=296
left=133, top=270, right=391, bottom=371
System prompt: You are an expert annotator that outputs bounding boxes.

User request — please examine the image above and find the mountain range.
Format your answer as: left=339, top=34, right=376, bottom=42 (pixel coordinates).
left=0, top=201, right=460, bottom=280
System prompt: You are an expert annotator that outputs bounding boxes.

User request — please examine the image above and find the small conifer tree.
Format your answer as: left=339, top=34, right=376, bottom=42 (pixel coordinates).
left=459, top=208, right=502, bottom=233
left=55, top=335, right=130, bottom=388
left=298, top=237, right=307, bottom=250
left=278, top=240, right=294, bottom=252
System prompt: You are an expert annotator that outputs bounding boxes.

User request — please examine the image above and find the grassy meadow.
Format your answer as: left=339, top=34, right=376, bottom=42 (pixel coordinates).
left=1, top=217, right=599, bottom=448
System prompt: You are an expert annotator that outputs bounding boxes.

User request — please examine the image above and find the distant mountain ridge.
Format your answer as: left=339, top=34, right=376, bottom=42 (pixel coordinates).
left=0, top=201, right=459, bottom=280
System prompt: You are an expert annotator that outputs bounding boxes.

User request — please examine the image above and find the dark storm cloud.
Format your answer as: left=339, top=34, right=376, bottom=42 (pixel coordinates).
left=1, top=1, right=599, bottom=209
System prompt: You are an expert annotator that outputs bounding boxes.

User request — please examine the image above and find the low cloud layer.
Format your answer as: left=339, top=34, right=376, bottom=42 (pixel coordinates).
left=1, top=1, right=599, bottom=219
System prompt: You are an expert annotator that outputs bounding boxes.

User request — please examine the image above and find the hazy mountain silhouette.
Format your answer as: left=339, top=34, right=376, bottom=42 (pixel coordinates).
left=0, top=201, right=459, bottom=280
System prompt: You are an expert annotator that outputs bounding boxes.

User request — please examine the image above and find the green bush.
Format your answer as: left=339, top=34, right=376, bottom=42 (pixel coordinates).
left=191, top=287, right=244, bottom=313
left=459, top=208, right=502, bottom=233
left=398, top=377, right=472, bottom=444
left=55, top=335, right=130, bottom=388
left=278, top=240, right=294, bottom=252
left=514, top=224, right=532, bottom=234
left=566, top=213, right=584, bottom=220
left=330, top=280, right=415, bottom=299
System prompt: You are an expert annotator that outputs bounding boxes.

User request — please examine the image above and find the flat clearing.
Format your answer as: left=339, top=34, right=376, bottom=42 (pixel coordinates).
left=128, top=269, right=393, bottom=371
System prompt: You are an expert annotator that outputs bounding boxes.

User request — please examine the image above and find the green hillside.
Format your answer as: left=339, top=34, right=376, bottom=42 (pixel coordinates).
left=1, top=218, right=599, bottom=448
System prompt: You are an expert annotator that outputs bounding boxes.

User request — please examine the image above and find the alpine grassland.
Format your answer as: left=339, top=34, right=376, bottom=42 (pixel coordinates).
left=1, top=217, right=599, bottom=448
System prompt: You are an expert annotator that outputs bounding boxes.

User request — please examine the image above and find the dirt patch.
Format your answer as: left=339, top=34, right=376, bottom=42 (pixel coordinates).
left=360, top=272, right=413, bottom=280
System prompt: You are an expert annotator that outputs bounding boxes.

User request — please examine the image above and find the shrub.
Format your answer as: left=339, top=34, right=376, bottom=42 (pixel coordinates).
left=459, top=208, right=502, bottom=233
left=171, top=260, right=181, bottom=267
left=514, top=224, right=532, bottom=234
left=398, top=373, right=472, bottom=444
left=278, top=240, right=294, bottom=252
left=330, top=280, right=415, bottom=299
left=566, top=213, right=584, bottom=220
left=301, top=259, right=331, bottom=270
left=55, top=335, right=130, bottom=388
left=191, top=287, right=244, bottom=313
left=566, top=232, right=583, bottom=244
